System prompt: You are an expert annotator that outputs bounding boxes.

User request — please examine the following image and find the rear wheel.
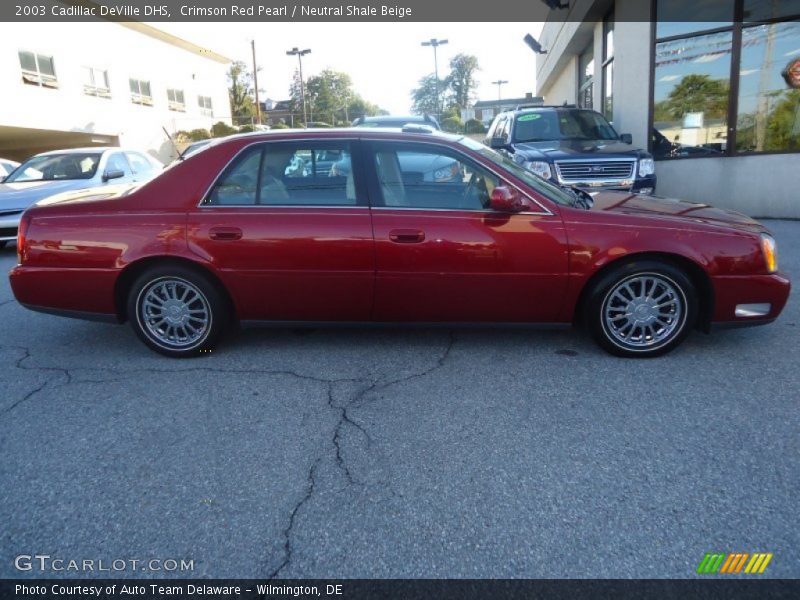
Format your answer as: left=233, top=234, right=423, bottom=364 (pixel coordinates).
left=585, top=261, right=697, bottom=358
left=127, top=265, right=228, bottom=358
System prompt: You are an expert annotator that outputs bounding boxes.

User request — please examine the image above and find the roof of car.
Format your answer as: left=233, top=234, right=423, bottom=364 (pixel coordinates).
left=212, top=127, right=462, bottom=145
left=35, top=147, right=131, bottom=156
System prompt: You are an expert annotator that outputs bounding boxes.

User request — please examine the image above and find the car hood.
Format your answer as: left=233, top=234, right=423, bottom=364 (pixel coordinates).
left=589, top=191, right=766, bottom=233
left=512, top=140, right=644, bottom=160
left=0, top=180, right=99, bottom=211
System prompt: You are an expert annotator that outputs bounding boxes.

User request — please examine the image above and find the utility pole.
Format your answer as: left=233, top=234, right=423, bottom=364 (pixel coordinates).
left=251, top=40, right=261, bottom=125
left=491, top=79, right=509, bottom=101
left=421, top=38, right=448, bottom=122
left=286, top=47, right=311, bottom=126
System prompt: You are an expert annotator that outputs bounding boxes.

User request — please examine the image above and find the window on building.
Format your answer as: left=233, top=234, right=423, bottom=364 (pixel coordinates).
left=578, top=45, right=594, bottom=109
left=602, top=11, right=615, bottom=121
left=652, top=0, right=800, bottom=159
left=130, top=78, right=153, bottom=106
left=167, top=88, right=186, bottom=112
left=198, top=96, right=213, bottom=117
left=83, top=67, right=110, bottom=98
left=18, top=50, right=57, bottom=88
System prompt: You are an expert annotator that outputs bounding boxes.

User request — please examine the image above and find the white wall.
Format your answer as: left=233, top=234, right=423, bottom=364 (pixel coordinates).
left=0, top=22, right=230, bottom=162
left=610, top=19, right=652, bottom=148
left=656, top=155, right=800, bottom=218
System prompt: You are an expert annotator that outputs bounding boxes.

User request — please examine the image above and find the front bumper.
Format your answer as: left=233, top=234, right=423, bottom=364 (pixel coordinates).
left=0, top=210, right=23, bottom=242
left=566, top=175, right=657, bottom=194
left=711, top=272, right=791, bottom=324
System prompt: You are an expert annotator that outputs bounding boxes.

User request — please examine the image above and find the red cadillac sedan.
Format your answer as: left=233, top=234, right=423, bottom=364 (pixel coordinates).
left=8, top=128, right=790, bottom=358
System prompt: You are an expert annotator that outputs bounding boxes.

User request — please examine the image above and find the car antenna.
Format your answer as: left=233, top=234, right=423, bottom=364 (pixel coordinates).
left=162, top=126, right=185, bottom=161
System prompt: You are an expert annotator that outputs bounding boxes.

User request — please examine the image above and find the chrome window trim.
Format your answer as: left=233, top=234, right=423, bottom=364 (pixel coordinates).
left=197, top=136, right=554, bottom=216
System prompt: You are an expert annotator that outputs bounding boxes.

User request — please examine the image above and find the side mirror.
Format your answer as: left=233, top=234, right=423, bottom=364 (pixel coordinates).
left=620, top=133, right=633, bottom=144
left=489, top=186, right=525, bottom=213
left=103, top=169, right=124, bottom=182
left=489, top=136, right=509, bottom=150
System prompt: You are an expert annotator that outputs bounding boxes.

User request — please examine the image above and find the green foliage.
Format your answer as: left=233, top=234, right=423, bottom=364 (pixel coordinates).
left=411, top=74, right=447, bottom=116
left=211, top=121, right=237, bottom=138
left=227, top=61, right=256, bottom=122
left=238, top=124, right=255, bottom=133
left=653, top=74, right=730, bottom=122
left=272, top=122, right=290, bottom=129
left=465, top=118, right=487, bottom=134
left=289, top=68, right=386, bottom=125
left=441, top=116, right=463, bottom=133
left=186, top=128, right=211, bottom=141
left=447, top=53, right=480, bottom=110
left=737, top=89, right=800, bottom=152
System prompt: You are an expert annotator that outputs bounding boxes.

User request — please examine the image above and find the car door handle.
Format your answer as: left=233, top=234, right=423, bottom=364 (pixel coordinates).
left=209, top=226, right=243, bottom=241
left=389, top=229, right=425, bottom=244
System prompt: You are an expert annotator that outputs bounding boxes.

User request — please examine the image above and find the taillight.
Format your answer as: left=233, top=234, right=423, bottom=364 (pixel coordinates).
left=17, top=213, right=30, bottom=263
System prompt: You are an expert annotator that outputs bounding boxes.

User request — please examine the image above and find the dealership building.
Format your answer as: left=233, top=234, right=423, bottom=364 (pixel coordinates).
left=536, top=0, right=800, bottom=218
left=0, top=21, right=231, bottom=163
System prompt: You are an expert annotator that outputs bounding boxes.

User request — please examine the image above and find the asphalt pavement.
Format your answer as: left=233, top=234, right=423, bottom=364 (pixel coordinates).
left=0, top=221, right=798, bottom=579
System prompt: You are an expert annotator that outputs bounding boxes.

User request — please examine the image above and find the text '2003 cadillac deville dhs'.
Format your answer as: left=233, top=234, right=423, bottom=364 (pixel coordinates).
left=8, top=127, right=791, bottom=358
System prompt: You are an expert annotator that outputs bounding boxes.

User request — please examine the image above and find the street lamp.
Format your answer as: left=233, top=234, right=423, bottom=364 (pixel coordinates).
left=491, top=79, right=509, bottom=101
left=421, top=38, right=448, bottom=122
left=286, top=46, right=311, bottom=126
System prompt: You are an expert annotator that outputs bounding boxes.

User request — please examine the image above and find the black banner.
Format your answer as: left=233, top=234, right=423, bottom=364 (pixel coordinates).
left=3, top=579, right=800, bottom=600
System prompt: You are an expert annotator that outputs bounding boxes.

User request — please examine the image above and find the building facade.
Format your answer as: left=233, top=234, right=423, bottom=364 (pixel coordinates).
left=537, top=0, right=800, bottom=218
left=0, top=21, right=231, bottom=164
left=467, top=93, right=544, bottom=126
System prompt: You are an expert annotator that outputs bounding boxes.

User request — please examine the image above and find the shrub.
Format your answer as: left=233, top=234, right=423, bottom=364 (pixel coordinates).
left=441, top=116, right=463, bottom=133
left=465, top=119, right=487, bottom=134
left=238, top=124, right=255, bottom=133
left=186, top=128, right=211, bottom=141
left=272, top=122, right=290, bottom=129
left=211, top=121, right=237, bottom=138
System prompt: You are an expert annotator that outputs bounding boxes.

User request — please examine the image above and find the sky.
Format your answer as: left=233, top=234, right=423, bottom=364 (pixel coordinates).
left=151, top=22, right=544, bottom=114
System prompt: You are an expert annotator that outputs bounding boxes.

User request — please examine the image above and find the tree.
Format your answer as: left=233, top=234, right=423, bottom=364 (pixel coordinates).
left=290, top=68, right=385, bottom=125
left=447, top=53, right=480, bottom=110
left=227, top=61, right=256, bottom=125
left=653, top=74, right=730, bottom=122
left=411, top=74, right=447, bottom=116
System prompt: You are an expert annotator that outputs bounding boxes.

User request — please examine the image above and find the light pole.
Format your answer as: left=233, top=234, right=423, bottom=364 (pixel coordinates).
left=421, top=38, right=448, bottom=122
left=491, top=79, right=509, bottom=101
left=286, top=47, right=311, bottom=126
left=252, top=40, right=261, bottom=125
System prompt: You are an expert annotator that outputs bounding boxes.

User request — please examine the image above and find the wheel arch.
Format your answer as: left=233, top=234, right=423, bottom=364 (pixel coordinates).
left=573, top=251, right=714, bottom=332
left=114, top=256, right=236, bottom=323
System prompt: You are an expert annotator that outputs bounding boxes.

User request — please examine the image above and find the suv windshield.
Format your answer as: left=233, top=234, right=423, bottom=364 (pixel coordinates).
left=514, top=110, right=619, bottom=143
left=5, top=153, right=102, bottom=183
left=457, top=137, right=576, bottom=207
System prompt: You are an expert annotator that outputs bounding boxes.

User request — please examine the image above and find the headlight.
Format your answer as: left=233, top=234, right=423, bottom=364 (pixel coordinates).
left=433, top=163, right=459, bottom=182
left=523, top=161, right=552, bottom=180
left=760, top=233, right=778, bottom=273
left=638, top=158, right=655, bottom=177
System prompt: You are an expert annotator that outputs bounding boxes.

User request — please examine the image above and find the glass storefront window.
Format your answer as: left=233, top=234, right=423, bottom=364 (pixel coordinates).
left=743, top=0, right=800, bottom=21
left=602, top=13, right=614, bottom=121
left=736, top=21, right=800, bottom=152
left=653, top=31, right=732, bottom=158
left=656, top=0, right=734, bottom=38
left=579, top=45, right=594, bottom=109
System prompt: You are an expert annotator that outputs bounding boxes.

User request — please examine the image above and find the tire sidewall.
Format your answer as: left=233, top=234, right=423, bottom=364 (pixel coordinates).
left=586, top=261, right=698, bottom=358
left=127, top=265, right=226, bottom=358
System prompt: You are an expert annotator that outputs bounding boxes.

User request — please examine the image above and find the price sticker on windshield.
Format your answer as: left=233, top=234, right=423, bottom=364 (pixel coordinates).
left=517, top=114, right=542, bottom=122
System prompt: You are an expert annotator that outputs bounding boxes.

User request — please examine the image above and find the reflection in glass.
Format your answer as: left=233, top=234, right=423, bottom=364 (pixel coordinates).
left=656, top=0, right=734, bottom=38
left=653, top=31, right=732, bottom=158
left=579, top=45, right=594, bottom=109
left=736, top=21, right=800, bottom=152
left=743, top=0, right=800, bottom=22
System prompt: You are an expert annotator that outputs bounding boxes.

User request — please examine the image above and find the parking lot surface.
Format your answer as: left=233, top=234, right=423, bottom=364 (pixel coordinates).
left=1, top=221, right=798, bottom=579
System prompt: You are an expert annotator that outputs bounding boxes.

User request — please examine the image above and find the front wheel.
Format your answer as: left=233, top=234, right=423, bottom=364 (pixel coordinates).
left=127, top=265, right=228, bottom=358
left=585, top=261, right=698, bottom=358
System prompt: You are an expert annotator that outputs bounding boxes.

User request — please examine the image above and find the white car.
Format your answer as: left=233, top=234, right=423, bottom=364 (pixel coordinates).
left=0, top=147, right=162, bottom=248
left=0, top=158, right=20, bottom=181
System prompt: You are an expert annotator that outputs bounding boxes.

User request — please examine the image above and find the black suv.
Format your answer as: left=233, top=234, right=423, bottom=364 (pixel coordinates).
left=485, top=106, right=656, bottom=194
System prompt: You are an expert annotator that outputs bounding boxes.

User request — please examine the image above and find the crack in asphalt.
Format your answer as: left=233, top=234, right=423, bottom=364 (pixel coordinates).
left=1, top=332, right=457, bottom=579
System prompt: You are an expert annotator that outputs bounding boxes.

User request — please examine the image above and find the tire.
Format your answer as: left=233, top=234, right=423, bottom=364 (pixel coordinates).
left=127, top=265, right=229, bottom=358
left=584, top=260, right=698, bottom=358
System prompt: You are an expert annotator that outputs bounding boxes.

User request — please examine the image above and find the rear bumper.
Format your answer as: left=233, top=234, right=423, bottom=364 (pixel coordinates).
left=711, top=272, right=791, bottom=325
left=9, top=265, right=119, bottom=318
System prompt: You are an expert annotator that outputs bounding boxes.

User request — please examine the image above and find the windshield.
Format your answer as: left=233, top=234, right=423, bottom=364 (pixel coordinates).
left=514, top=110, right=619, bottom=143
left=457, top=137, right=576, bottom=207
left=6, top=153, right=102, bottom=183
